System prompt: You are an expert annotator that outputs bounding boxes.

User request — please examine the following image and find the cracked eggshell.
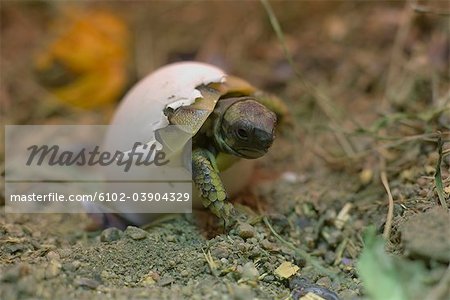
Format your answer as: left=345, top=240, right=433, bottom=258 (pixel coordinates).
left=104, top=61, right=226, bottom=152
left=89, top=62, right=255, bottom=226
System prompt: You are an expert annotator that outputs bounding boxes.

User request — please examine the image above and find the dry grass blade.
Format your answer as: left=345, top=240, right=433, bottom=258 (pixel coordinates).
left=202, top=249, right=218, bottom=277
left=380, top=157, right=394, bottom=240
left=382, top=2, right=412, bottom=109
left=260, top=0, right=356, bottom=158
left=434, top=135, right=448, bottom=210
left=410, top=0, right=450, bottom=16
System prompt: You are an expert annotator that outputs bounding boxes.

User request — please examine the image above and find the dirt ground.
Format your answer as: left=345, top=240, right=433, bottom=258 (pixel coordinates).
left=1, top=1, right=449, bottom=300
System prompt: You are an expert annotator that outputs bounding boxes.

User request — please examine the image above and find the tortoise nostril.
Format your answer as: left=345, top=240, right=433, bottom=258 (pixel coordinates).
left=254, top=128, right=274, bottom=146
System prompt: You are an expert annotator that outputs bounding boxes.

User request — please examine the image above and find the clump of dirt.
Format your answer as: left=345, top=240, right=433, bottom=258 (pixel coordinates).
left=400, top=207, right=450, bottom=262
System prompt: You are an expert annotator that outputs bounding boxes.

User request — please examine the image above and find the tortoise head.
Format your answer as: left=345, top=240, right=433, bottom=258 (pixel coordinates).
left=214, top=97, right=277, bottom=159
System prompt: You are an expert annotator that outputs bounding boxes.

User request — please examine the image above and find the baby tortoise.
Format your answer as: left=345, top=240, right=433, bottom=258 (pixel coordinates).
left=86, top=62, right=289, bottom=229
left=162, top=76, right=288, bottom=225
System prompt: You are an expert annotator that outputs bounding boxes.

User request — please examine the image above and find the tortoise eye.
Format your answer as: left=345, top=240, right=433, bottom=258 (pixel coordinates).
left=236, top=128, right=249, bottom=140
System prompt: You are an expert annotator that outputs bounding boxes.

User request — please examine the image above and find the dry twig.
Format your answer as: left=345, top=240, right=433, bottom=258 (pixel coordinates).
left=380, top=157, right=394, bottom=240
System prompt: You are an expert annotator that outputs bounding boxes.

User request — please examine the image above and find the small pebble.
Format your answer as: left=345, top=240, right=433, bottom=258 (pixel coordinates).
left=100, top=227, right=122, bottom=242
left=180, top=270, right=189, bottom=277
left=140, top=273, right=158, bottom=286
left=316, top=276, right=332, bottom=289
left=62, top=262, right=75, bottom=272
left=45, top=260, right=61, bottom=279
left=125, top=226, right=147, bottom=240
left=159, top=275, right=174, bottom=286
left=339, top=289, right=358, bottom=299
left=261, top=239, right=278, bottom=251
left=74, top=277, right=100, bottom=289
left=247, top=237, right=258, bottom=244
left=240, top=262, right=259, bottom=281
left=71, top=260, right=81, bottom=270
left=237, top=242, right=248, bottom=252
left=46, top=251, right=60, bottom=262
left=212, top=245, right=230, bottom=259
left=166, top=235, right=177, bottom=242
left=141, top=277, right=155, bottom=286
left=101, top=270, right=112, bottom=280
left=168, top=260, right=176, bottom=267
left=262, top=275, right=275, bottom=282
left=237, top=223, right=256, bottom=239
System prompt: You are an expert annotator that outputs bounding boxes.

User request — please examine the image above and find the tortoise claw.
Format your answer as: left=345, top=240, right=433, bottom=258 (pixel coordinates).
left=223, top=209, right=238, bottom=230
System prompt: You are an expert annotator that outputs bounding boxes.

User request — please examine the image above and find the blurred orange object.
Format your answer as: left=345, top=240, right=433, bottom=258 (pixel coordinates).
left=35, top=8, right=131, bottom=109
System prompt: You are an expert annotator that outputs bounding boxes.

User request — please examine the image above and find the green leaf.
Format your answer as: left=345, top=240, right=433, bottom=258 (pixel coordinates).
left=357, top=227, right=427, bottom=300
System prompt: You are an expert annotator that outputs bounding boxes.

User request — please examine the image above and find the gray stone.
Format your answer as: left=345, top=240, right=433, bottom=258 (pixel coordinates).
left=240, top=262, right=259, bottom=281
left=74, top=277, right=100, bottom=289
left=100, top=227, right=122, bottom=242
left=159, top=275, right=174, bottom=286
left=45, top=260, right=61, bottom=279
left=400, top=207, right=450, bottom=262
left=125, top=226, right=147, bottom=240
left=316, top=276, right=332, bottom=289
left=237, top=223, right=256, bottom=239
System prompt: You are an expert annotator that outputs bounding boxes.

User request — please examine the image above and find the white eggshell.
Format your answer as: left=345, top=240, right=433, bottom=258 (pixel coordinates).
left=106, top=61, right=226, bottom=150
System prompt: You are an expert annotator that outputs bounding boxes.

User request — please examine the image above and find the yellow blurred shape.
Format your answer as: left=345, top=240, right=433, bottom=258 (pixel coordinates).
left=35, top=8, right=130, bottom=109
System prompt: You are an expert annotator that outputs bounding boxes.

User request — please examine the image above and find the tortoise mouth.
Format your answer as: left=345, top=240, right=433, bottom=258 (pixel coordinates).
left=234, top=146, right=268, bottom=159
left=218, top=139, right=268, bottom=159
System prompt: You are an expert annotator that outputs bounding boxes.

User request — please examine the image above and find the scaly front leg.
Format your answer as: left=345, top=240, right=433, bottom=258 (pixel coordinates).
left=192, top=148, right=236, bottom=226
